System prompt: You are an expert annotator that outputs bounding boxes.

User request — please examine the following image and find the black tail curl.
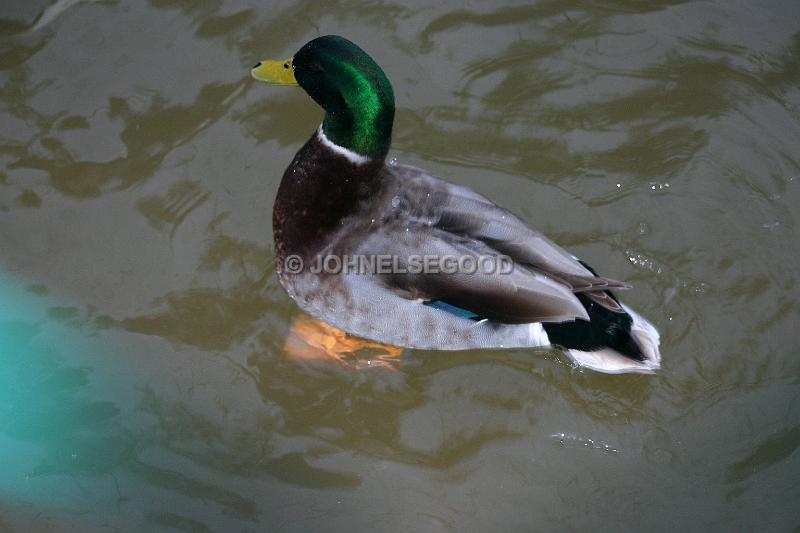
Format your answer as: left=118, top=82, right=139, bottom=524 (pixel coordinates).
left=542, top=293, right=645, bottom=362
left=542, top=261, right=645, bottom=362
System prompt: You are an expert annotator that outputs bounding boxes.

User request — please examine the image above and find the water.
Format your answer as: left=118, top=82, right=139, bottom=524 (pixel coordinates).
left=1, top=0, right=799, bottom=530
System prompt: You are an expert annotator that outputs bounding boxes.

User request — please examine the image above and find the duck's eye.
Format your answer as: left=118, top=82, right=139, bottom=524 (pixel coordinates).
left=283, top=63, right=289, bottom=69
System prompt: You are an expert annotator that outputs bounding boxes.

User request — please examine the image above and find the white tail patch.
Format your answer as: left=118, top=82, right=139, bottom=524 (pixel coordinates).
left=566, top=304, right=661, bottom=374
left=528, top=322, right=551, bottom=347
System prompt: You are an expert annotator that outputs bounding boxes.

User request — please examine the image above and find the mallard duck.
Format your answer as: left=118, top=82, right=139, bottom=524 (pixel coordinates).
left=252, top=35, right=661, bottom=374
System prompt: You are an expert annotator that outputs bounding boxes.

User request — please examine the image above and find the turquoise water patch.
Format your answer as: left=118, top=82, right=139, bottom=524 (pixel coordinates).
left=0, top=271, right=131, bottom=521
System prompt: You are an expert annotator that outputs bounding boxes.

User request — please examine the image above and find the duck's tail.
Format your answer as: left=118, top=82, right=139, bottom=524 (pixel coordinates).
left=543, top=296, right=661, bottom=374
left=565, top=304, right=660, bottom=374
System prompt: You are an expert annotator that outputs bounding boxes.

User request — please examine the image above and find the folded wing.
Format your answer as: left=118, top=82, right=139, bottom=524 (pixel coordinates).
left=389, top=165, right=629, bottom=313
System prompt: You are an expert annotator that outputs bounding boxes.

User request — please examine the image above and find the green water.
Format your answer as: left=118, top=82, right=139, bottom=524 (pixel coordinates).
left=1, top=0, right=799, bottom=530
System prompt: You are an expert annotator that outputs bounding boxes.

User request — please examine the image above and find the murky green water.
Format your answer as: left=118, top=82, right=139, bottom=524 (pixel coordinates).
left=1, top=0, right=799, bottom=530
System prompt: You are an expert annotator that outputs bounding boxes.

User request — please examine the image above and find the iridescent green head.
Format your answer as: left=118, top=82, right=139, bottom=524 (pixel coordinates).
left=252, top=35, right=395, bottom=161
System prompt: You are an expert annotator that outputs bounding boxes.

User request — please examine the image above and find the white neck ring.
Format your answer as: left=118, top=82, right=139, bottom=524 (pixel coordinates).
left=316, top=126, right=371, bottom=165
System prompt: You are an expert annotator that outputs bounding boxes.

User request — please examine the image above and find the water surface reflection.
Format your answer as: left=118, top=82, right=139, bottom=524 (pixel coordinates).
left=1, top=0, right=799, bottom=530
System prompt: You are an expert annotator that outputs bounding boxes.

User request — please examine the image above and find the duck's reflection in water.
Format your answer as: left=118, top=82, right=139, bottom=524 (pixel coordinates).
left=283, top=313, right=404, bottom=370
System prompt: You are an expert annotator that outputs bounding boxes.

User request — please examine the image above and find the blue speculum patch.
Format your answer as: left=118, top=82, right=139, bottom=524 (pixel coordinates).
left=423, top=299, right=482, bottom=321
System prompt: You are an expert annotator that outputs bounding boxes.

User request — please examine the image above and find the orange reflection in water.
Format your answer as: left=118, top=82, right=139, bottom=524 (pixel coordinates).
left=283, top=314, right=404, bottom=369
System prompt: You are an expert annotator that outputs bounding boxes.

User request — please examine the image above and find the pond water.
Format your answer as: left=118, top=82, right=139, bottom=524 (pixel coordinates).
left=1, top=0, right=798, bottom=530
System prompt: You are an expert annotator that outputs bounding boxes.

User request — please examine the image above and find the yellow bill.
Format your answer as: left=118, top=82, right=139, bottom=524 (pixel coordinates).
left=251, top=58, right=298, bottom=86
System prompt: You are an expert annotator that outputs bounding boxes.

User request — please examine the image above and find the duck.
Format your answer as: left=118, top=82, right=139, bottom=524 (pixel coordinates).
left=251, top=35, right=661, bottom=374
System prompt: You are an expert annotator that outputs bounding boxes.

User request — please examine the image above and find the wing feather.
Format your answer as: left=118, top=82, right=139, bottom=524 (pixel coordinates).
left=389, top=165, right=629, bottom=314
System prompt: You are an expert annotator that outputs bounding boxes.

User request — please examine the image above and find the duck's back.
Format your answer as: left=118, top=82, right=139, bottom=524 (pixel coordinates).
left=274, top=163, right=658, bottom=373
